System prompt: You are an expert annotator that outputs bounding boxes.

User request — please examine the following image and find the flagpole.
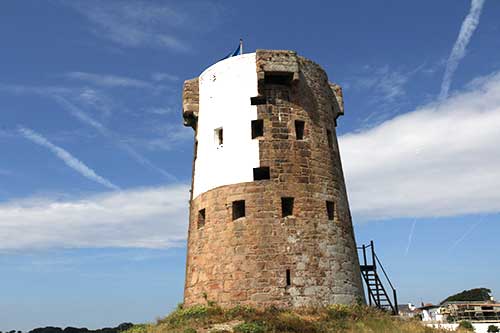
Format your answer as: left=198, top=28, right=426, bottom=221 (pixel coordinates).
left=240, top=38, right=243, bottom=55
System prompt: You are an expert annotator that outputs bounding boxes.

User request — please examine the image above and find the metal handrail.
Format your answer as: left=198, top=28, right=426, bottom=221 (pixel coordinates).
left=374, top=252, right=396, bottom=292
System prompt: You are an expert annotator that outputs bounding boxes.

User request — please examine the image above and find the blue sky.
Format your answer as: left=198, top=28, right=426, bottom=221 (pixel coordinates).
left=1, top=0, right=499, bottom=330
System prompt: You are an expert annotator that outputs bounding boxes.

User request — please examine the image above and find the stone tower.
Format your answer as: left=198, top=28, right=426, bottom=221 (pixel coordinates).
left=182, top=50, right=364, bottom=308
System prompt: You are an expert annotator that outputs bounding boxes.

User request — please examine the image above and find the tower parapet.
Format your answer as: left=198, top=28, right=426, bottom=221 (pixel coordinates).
left=182, top=49, right=364, bottom=307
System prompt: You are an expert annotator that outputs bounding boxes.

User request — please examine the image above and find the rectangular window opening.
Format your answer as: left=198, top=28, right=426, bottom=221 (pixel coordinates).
left=326, top=201, right=335, bottom=221
left=253, top=167, right=270, bottom=180
left=264, top=72, right=293, bottom=85
left=251, top=119, right=264, bottom=139
left=198, top=208, right=206, bottom=228
left=232, top=200, right=246, bottom=220
left=286, top=269, right=291, bottom=287
left=214, top=127, right=223, bottom=146
left=250, top=96, right=267, bottom=105
left=295, top=120, right=305, bottom=140
left=326, top=129, right=333, bottom=148
left=281, top=197, right=294, bottom=217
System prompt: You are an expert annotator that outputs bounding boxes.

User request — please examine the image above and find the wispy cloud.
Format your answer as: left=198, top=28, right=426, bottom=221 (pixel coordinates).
left=346, top=65, right=426, bottom=127
left=151, top=72, right=179, bottom=82
left=18, top=127, right=120, bottom=190
left=131, top=123, right=192, bottom=151
left=75, top=87, right=117, bottom=118
left=65, top=72, right=152, bottom=88
left=439, top=0, right=486, bottom=100
left=0, top=128, right=16, bottom=139
left=350, top=65, right=413, bottom=104
left=145, top=107, right=175, bottom=115
left=0, top=83, right=178, bottom=180
left=405, top=219, right=417, bottom=256
left=0, top=168, right=12, bottom=176
left=68, top=1, right=190, bottom=51
left=0, top=83, right=71, bottom=96
left=448, top=215, right=484, bottom=253
left=0, top=185, right=189, bottom=249
left=341, top=71, right=500, bottom=220
left=53, top=96, right=177, bottom=181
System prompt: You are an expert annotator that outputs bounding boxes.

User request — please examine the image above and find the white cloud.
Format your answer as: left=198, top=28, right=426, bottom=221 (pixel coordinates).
left=69, top=1, right=189, bottom=51
left=18, top=127, right=120, bottom=191
left=65, top=72, right=151, bottom=88
left=151, top=72, right=179, bottom=82
left=340, top=71, right=500, bottom=220
left=0, top=185, right=189, bottom=250
left=439, top=0, right=486, bottom=100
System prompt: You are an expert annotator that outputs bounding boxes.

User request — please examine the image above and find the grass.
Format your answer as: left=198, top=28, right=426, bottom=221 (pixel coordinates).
left=123, top=304, right=460, bottom=333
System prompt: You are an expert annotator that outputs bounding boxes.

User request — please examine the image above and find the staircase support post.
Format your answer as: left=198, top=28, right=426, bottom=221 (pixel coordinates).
left=362, top=244, right=367, bottom=266
left=370, top=240, right=375, bottom=269
left=393, top=289, right=398, bottom=315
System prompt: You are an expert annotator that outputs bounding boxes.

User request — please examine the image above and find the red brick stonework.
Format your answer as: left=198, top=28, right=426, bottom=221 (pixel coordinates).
left=182, top=50, right=364, bottom=308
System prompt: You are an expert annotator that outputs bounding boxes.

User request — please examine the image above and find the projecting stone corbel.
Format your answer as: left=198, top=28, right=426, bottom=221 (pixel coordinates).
left=330, top=82, right=344, bottom=122
left=182, top=77, right=199, bottom=129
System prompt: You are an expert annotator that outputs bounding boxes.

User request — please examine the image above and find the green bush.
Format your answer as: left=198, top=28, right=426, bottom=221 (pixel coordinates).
left=488, top=325, right=499, bottom=333
left=458, top=320, right=475, bottom=331
left=272, top=311, right=316, bottom=333
left=158, top=304, right=223, bottom=327
left=233, top=322, right=265, bottom=333
left=121, top=324, right=149, bottom=333
left=225, top=305, right=257, bottom=318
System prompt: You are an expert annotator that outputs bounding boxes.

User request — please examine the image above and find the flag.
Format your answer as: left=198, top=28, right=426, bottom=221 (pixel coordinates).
left=219, top=39, right=243, bottom=61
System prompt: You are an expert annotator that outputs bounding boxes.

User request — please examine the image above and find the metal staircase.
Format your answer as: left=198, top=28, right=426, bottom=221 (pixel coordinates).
left=358, top=241, right=398, bottom=315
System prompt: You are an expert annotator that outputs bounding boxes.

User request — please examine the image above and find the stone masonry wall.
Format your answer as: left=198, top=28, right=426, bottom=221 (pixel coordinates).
left=182, top=50, right=364, bottom=308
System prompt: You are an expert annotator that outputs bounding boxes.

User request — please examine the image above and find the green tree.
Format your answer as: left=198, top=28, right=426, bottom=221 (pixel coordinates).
left=458, top=320, right=475, bottom=332
left=488, top=325, right=500, bottom=333
left=441, top=288, right=492, bottom=304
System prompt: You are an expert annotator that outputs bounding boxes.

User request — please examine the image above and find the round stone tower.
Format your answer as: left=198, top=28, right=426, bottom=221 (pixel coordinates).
left=182, top=49, right=364, bottom=308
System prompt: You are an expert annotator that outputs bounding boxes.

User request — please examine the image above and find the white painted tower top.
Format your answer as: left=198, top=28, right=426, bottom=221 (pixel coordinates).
left=192, top=53, right=260, bottom=198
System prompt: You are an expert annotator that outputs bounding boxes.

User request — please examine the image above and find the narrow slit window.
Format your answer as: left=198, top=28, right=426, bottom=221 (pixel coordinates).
left=198, top=208, right=206, bottom=228
left=326, top=129, right=333, bottom=148
left=286, top=269, right=291, bottom=287
left=326, top=201, right=334, bottom=221
left=253, top=167, right=270, bottom=180
left=215, top=127, right=223, bottom=146
left=251, top=119, right=264, bottom=139
left=250, top=96, right=266, bottom=105
left=281, top=197, right=294, bottom=217
left=232, top=200, right=245, bottom=220
left=295, top=120, right=305, bottom=140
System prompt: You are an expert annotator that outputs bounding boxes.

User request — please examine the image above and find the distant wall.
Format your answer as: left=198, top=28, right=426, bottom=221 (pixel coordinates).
left=426, top=322, right=500, bottom=333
